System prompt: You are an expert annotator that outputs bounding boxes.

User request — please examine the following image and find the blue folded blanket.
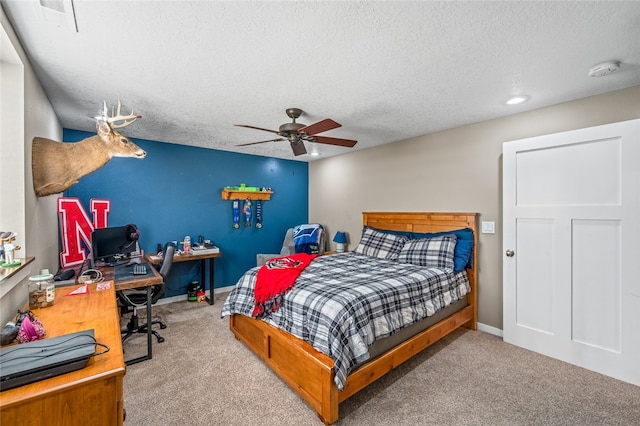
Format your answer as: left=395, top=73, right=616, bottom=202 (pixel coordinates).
left=293, top=223, right=324, bottom=254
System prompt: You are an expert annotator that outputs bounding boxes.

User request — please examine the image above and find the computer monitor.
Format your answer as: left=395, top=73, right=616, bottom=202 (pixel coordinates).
left=91, top=226, right=138, bottom=265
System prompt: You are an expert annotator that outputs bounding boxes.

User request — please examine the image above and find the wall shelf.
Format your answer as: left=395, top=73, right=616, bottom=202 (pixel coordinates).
left=221, top=189, right=272, bottom=201
left=0, top=257, right=35, bottom=300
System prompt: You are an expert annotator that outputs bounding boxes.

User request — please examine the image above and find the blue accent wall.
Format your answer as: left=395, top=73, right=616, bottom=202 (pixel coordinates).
left=62, top=129, right=308, bottom=297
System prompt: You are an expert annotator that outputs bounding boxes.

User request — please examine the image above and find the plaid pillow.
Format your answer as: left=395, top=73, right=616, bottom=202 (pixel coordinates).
left=397, top=235, right=457, bottom=270
left=354, top=227, right=409, bottom=260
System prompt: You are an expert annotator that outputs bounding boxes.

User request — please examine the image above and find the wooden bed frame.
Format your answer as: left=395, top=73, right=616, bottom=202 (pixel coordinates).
left=229, top=212, right=478, bottom=424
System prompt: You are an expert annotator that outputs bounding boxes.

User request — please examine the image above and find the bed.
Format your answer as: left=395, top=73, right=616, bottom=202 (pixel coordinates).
left=222, top=212, right=478, bottom=424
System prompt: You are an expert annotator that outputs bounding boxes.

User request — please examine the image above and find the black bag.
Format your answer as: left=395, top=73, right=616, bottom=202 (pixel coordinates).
left=0, top=329, right=107, bottom=391
left=0, top=310, right=29, bottom=346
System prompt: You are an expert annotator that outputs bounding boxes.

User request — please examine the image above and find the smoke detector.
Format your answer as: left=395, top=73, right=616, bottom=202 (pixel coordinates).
left=588, top=61, right=620, bottom=78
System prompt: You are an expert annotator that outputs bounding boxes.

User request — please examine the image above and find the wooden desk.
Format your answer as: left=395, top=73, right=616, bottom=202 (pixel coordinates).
left=0, top=282, right=125, bottom=426
left=99, top=262, right=163, bottom=365
left=146, top=250, right=221, bottom=305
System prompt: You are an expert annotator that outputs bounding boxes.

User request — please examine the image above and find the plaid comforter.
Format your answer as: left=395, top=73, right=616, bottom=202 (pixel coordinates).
left=221, top=252, right=470, bottom=390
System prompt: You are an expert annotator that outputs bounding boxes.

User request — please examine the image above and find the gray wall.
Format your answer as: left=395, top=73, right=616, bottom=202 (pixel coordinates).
left=309, top=85, right=640, bottom=330
left=1, top=7, right=61, bottom=324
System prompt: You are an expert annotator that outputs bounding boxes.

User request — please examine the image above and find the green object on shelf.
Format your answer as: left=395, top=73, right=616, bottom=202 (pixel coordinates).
left=224, top=186, right=261, bottom=192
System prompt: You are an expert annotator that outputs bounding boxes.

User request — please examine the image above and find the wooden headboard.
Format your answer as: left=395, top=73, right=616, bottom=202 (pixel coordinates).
left=362, top=211, right=476, bottom=233
left=362, top=212, right=478, bottom=328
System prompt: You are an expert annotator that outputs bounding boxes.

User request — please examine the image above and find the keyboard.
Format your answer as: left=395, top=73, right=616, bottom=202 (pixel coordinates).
left=132, top=264, right=147, bottom=275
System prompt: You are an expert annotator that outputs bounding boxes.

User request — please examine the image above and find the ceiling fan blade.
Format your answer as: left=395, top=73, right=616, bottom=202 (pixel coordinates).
left=237, top=138, right=285, bottom=146
left=290, top=141, right=307, bottom=156
left=311, top=135, right=358, bottom=148
left=234, top=124, right=280, bottom=134
left=298, top=118, right=341, bottom=136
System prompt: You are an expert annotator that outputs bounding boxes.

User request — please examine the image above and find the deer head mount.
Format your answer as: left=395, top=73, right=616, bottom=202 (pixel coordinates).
left=32, top=101, right=146, bottom=197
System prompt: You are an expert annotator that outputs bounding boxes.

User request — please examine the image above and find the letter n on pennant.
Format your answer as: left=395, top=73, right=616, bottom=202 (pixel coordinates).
left=57, top=197, right=110, bottom=268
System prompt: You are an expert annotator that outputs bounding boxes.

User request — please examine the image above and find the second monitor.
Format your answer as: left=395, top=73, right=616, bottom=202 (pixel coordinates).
left=91, top=225, right=139, bottom=266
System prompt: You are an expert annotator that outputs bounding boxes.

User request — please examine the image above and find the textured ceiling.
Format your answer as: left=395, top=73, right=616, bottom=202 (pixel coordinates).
left=3, top=1, right=640, bottom=161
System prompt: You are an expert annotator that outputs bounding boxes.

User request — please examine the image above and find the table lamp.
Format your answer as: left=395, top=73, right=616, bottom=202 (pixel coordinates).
left=333, top=231, right=348, bottom=253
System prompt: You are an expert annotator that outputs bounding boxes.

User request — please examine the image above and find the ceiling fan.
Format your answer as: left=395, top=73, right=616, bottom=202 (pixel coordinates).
left=235, top=108, right=358, bottom=156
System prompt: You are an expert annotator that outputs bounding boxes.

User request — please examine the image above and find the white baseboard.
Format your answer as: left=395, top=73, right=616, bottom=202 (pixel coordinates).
left=156, top=284, right=236, bottom=306
left=156, top=294, right=189, bottom=305
left=477, top=322, right=503, bottom=337
left=215, top=284, right=236, bottom=294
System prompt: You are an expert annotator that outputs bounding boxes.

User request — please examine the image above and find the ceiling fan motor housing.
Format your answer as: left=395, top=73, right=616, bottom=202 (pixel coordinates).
left=279, top=122, right=305, bottom=134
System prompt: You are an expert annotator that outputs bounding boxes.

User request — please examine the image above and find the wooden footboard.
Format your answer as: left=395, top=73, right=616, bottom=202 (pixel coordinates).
left=229, top=212, right=478, bottom=424
left=230, top=313, right=338, bottom=423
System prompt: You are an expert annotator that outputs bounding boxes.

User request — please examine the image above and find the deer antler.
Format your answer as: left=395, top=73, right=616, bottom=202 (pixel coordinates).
left=101, top=100, right=142, bottom=128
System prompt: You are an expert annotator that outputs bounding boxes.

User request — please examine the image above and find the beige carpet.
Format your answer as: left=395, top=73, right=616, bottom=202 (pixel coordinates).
left=122, top=295, right=640, bottom=425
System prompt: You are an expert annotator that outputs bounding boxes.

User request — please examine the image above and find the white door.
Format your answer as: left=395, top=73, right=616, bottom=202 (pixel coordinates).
left=503, top=119, right=640, bottom=386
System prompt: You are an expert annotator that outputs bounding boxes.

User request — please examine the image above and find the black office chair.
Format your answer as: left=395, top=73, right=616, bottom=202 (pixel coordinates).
left=117, top=242, right=176, bottom=344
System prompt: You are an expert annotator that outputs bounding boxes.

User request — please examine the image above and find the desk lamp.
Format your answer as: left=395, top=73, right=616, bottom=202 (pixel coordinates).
left=332, top=231, right=348, bottom=253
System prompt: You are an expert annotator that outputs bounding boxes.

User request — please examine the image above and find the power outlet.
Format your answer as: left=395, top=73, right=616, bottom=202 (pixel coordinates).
left=481, top=221, right=495, bottom=234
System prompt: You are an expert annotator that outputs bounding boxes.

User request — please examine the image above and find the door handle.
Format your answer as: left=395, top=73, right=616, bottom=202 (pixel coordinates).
left=505, top=249, right=515, bottom=257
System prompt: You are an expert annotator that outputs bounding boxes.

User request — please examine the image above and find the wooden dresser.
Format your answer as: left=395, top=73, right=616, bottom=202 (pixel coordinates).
left=0, top=282, right=125, bottom=425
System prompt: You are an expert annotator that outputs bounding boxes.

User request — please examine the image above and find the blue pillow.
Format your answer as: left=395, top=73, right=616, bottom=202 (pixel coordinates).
left=412, top=228, right=474, bottom=273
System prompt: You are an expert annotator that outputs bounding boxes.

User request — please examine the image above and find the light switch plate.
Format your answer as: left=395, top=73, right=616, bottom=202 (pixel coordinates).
left=481, top=221, right=495, bottom=234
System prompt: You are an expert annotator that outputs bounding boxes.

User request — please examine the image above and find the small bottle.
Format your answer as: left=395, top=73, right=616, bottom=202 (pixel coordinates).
left=3, top=243, right=15, bottom=264
left=183, top=236, right=191, bottom=253
left=28, top=273, right=55, bottom=309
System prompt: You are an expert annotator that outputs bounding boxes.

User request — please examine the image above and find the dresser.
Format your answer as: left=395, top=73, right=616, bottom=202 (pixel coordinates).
left=0, top=282, right=125, bottom=425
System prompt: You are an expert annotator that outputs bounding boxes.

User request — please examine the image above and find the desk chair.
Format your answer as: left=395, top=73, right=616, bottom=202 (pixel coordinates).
left=117, top=242, right=176, bottom=344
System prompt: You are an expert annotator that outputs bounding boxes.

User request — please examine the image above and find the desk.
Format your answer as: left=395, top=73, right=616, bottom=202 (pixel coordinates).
left=98, top=262, right=163, bottom=365
left=0, top=282, right=125, bottom=425
left=146, top=250, right=221, bottom=305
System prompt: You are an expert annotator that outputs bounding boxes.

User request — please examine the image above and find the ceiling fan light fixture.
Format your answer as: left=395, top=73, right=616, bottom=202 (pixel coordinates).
left=506, top=95, right=530, bottom=105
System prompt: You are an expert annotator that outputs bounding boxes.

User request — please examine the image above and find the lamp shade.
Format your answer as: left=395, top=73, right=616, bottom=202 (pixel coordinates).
left=332, top=231, right=347, bottom=244
left=333, top=231, right=347, bottom=253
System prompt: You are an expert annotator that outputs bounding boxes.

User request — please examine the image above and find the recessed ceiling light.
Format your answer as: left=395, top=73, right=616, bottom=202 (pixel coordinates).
left=309, top=151, right=321, bottom=157
left=506, top=95, right=530, bottom=105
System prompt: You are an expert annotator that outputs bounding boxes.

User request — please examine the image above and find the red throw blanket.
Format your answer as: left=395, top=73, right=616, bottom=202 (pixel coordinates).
left=252, top=253, right=318, bottom=318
